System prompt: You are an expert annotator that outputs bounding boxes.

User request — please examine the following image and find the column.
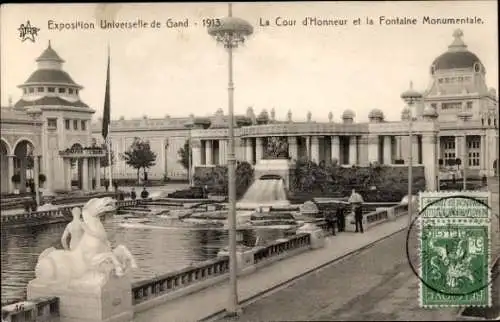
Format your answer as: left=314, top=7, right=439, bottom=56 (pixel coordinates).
left=82, top=158, right=89, bottom=191
left=311, top=136, right=320, bottom=163
left=63, top=159, right=71, bottom=191
left=192, top=139, right=202, bottom=168
left=8, top=155, right=14, bottom=193
left=95, top=158, right=101, bottom=190
left=367, top=135, right=379, bottom=163
left=205, top=140, right=213, bottom=165
left=88, top=159, right=94, bottom=190
left=255, top=137, right=263, bottom=163
left=422, top=134, right=438, bottom=191
left=219, top=139, right=227, bottom=165
left=455, top=136, right=461, bottom=163
left=383, top=136, right=392, bottom=164
left=331, top=136, right=340, bottom=163
left=414, top=136, right=421, bottom=164
left=480, top=134, right=486, bottom=175
left=462, top=134, right=468, bottom=180
left=33, top=155, right=40, bottom=206
left=349, top=136, right=358, bottom=165
left=288, top=136, right=298, bottom=161
left=245, top=139, right=254, bottom=164
left=19, top=157, right=26, bottom=193
left=306, top=136, right=311, bottom=159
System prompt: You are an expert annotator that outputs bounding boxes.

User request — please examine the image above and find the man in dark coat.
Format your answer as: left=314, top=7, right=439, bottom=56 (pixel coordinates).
left=325, top=209, right=336, bottom=235
left=336, top=203, right=346, bottom=232
left=354, top=204, right=364, bottom=233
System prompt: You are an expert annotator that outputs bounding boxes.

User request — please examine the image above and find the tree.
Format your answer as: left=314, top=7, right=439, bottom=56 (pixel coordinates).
left=178, top=139, right=191, bottom=172
left=121, top=137, right=157, bottom=182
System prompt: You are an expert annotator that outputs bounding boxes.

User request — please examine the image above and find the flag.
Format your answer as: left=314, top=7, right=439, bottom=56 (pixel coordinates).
left=101, top=45, right=111, bottom=140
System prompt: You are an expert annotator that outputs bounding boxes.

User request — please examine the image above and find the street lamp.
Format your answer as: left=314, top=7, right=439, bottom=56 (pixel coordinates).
left=458, top=106, right=472, bottom=190
left=401, top=81, right=422, bottom=226
left=184, top=115, right=195, bottom=187
left=207, top=3, right=253, bottom=315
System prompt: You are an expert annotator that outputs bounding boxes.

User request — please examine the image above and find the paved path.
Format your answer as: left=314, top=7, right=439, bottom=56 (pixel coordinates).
left=220, top=230, right=459, bottom=321
left=135, top=213, right=411, bottom=322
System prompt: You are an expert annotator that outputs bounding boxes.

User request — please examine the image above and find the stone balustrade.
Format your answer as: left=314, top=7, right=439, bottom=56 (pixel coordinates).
left=131, top=257, right=230, bottom=308
left=253, top=233, right=311, bottom=265
left=1, top=203, right=407, bottom=321
left=1, top=297, right=59, bottom=322
left=1, top=199, right=147, bottom=228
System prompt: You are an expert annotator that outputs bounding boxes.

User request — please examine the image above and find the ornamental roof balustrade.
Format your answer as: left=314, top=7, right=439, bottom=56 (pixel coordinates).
left=59, top=146, right=106, bottom=157
left=238, top=122, right=369, bottom=137
left=368, top=120, right=439, bottom=135
left=0, top=107, right=44, bottom=124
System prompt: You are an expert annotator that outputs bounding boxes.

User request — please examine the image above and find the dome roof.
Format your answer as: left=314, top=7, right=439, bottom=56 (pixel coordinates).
left=432, top=29, right=482, bottom=71
left=14, top=96, right=88, bottom=108
left=423, top=106, right=438, bottom=118
left=22, top=69, right=78, bottom=86
left=36, top=41, right=65, bottom=63
left=342, top=109, right=355, bottom=119
left=368, top=108, right=384, bottom=119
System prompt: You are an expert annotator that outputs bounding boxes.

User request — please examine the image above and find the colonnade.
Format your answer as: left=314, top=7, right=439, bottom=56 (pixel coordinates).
left=61, top=156, right=101, bottom=191
left=191, top=135, right=415, bottom=166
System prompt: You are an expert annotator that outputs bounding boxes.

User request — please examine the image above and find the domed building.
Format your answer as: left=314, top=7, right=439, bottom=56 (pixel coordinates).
left=1, top=30, right=497, bottom=195
left=1, top=42, right=104, bottom=194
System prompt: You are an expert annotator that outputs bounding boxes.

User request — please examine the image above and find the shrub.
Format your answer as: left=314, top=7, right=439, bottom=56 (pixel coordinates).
left=38, top=174, right=46, bottom=183
left=288, top=161, right=426, bottom=202
left=193, top=161, right=254, bottom=198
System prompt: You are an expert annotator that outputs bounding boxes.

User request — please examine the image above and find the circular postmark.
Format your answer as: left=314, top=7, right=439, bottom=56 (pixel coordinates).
left=405, top=195, right=499, bottom=297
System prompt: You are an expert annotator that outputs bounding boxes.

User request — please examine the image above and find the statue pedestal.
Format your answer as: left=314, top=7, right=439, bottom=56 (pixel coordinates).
left=27, top=274, right=133, bottom=322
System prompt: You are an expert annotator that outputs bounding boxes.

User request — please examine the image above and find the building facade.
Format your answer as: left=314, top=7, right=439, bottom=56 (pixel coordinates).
left=1, top=30, right=498, bottom=194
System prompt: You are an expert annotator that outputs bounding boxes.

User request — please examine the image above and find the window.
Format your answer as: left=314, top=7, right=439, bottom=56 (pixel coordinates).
left=73, top=120, right=78, bottom=130
left=81, top=120, right=86, bottom=131
left=23, top=88, right=27, bottom=94
left=442, top=138, right=456, bottom=164
left=467, top=137, right=481, bottom=167
left=47, top=118, right=57, bottom=129
left=442, top=102, right=461, bottom=110
left=28, top=88, right=34, bottom=93
left=68, top=88, right=74, bottom=94
left=467, top=102, right=473, bottom=109
left=37, top=87, right=44, bottom=93
left=58, top=88, right=66, bottom=93
left=75, top=89, right=79, bottom=95
left=65, top=119, right=70, bottom=130
left=48, top=87, right=55, bottom=93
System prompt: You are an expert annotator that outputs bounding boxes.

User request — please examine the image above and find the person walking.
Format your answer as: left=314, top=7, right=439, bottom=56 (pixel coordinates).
left=336, top=203, right=346, bottom=232
left=354, top=204, right=364, bottom=233
left=130, top=188, right=137, bottom=200
left=325, top=209, right=337, bottom=236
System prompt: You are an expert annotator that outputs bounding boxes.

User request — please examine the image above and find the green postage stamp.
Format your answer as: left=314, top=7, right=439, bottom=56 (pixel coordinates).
left=418, top=191, right=492, bottom=308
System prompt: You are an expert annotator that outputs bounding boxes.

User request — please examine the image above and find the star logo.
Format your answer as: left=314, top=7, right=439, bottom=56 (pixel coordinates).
left=18, top=20, right=40, bottom=42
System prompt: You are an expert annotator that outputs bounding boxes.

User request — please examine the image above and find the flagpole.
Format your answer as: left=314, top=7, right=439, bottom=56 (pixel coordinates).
left=107, top=124, right=113, bottom=189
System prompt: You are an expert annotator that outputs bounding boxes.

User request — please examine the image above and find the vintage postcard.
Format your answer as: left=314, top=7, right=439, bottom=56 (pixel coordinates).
left=1, top=2, right=498, bottom=321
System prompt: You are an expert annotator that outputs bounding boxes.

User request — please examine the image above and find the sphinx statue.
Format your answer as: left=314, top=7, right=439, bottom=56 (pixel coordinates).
left=33, top=197, right=137, bottom=288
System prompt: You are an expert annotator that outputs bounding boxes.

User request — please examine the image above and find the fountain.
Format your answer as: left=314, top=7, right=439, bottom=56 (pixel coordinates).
left=237, top=136, right=293, bottom=210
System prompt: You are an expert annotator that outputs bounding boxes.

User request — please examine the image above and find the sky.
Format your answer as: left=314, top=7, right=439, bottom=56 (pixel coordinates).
left=1, top=1, right=498, bottom=123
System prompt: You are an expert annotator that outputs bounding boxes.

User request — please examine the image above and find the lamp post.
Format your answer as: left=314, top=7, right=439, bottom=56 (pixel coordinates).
left=458, top=107, right=472, bottom=190
left=184, top=116, right=195, bottom=187
left=207, top=3, right=253, bottom=315
left=401, top=81, right=422, bottom=226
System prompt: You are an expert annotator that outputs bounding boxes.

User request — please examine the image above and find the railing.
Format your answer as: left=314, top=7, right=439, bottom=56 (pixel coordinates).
left=366, top=210, right=389, bottom=224
left=393, top=204, right=408, bottom=217
left=131, top=257, right=230, bottom=306
left=1, top=199, right=147, bottom=227
left=253, top=233, right=311, bottom=265
left=1, top=297, right=59, bottom=322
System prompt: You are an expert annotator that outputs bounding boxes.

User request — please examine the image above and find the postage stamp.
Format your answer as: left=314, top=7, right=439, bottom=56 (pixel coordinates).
left=418, top=191, right=492, bottom=308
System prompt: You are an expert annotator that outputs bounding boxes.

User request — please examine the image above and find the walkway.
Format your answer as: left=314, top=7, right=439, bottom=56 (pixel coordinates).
left=218, top=230, right=459, bottom=321
left=135, top=213, right=411, bottom=322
